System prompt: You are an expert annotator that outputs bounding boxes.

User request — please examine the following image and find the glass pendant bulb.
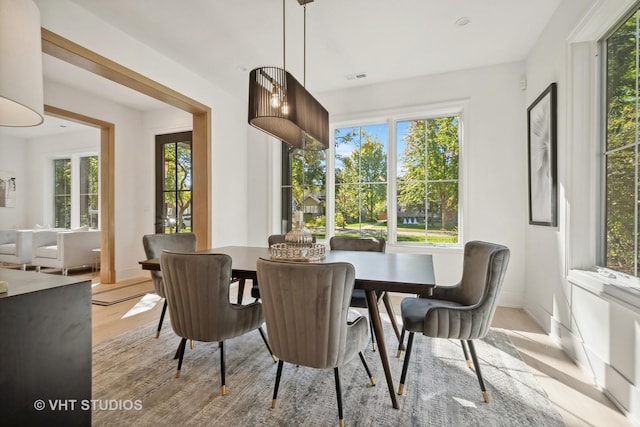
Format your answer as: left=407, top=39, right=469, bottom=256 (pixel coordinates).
left=270, top=92, right=281, bottom=108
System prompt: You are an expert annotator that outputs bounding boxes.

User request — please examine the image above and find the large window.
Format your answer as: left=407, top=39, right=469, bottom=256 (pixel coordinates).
left=335, top=124, right=388, bottom=238
left=53, top=155, right=99, bottom=229
left=602, top=7, right=640, bottom=276
left=281, top=109, right=461, bottom=246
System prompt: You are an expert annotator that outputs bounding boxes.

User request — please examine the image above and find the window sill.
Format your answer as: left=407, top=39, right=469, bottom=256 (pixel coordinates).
left=568, top=268, right=640, bottom=313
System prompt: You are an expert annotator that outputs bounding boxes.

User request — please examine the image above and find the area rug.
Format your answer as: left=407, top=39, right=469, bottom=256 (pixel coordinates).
left=92, top=318, right=564, bottom=426
left=91, top=280, right=155, bottom=306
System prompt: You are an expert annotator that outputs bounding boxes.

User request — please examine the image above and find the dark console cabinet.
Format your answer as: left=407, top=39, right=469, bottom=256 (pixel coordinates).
left=0, top=269, right=91, bottom=426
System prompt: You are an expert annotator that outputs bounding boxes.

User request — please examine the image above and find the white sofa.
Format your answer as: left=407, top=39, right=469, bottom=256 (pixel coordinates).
left=32, top=230, right=101, bottom=275
left=0, top=229, right=33, bottom=269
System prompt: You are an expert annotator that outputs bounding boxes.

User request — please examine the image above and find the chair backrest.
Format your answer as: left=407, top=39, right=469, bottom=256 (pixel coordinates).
left=142, top=232, right=197, bottom=296
left=256, top=258, right=356, bottom=369
left=329, top=236, right=385, bottom=253
left=160, top=251, right=246, bottom=342
left=458, top=240, right=510, bottom=308
left=268, top=233, right=316, bottom=246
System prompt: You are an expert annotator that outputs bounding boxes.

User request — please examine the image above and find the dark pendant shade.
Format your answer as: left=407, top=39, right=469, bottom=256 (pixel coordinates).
left=248, top=66, right=329, bottom=150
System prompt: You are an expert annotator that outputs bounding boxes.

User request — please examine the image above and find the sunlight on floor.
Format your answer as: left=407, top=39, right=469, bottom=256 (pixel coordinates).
left=122, top=293, right=161, bottom=319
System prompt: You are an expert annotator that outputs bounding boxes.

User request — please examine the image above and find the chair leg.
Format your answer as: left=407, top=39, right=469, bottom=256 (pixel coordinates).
left=272, top=360, right=284, bottom=409
left=397, top=331, right=415, bottom=395
left=156, top=299, right=168, bottom=338
left=368, top=317, right=377, bottom=351
left=358, top=351, right=375, bottom=386
left=467, top=340, right=489, bottom=403
left=175, top=338, right=187, bottom=378
left=382, top=293, right=403, bottom=347
left=220, top=340, right=226, bottom=395
left=236, top=278, right=245, bottom=305
left=258, top=326, right=277, bottom=362
left=460, top=340, right=472, bottom=368
left=334, top=367, right=345, bottom=427
left=396, top=326, right=406, bottom=358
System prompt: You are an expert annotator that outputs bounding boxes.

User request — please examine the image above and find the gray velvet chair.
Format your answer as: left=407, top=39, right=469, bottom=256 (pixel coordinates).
left=256, top=258, right=374, bottom=427
left=235, top=233, right=316, bottom=304
left=397, top=240, right=510, bottom=403
left=160, top=251, right=274, bottom=396
left=142, top=232, right=197, bottom=338
left=329, top=236, right=402, bottom=350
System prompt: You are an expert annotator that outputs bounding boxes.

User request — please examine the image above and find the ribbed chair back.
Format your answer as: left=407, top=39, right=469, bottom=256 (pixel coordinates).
left=160, top=251, right=264, bottom=342
left=142, top=232, right=197, bottom=298
left=257, top=258, right=367, bottom=369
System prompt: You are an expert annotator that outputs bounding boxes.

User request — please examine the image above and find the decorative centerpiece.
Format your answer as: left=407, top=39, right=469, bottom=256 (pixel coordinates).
left=270, top=211, right=326, bottom=261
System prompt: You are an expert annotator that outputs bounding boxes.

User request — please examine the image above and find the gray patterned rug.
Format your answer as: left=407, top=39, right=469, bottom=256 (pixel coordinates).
left=92, top=317, right=564, bottom=426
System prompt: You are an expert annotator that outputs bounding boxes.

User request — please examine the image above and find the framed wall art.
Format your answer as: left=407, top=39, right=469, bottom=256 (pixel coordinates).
left=527, top=82, right=557, bottom=226
left=0, top=171, right=17, bottom=208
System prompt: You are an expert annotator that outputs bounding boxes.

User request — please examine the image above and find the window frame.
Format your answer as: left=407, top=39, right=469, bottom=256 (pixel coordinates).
left=598, top=4, right=640, bottom=278
left=51, top=152, right=100, bottom=229
left=277, top=101, right=466, bottom=249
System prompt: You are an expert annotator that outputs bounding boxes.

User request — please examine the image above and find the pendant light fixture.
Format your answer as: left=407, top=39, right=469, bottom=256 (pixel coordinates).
left=248, top=0, right=329, bottom=150
left=0, top=0, right=44, bottom=127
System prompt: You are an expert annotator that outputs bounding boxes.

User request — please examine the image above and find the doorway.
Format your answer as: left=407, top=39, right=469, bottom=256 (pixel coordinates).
left=41, top=30, right=211, bottom=283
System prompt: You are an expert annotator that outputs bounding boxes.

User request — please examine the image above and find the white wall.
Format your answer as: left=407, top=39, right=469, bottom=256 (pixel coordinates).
left=246, top=61, right=529, bottom=307
left=523, top=0, right=640, bottom=422
left=0, top=135, right=28, bottom=229
left=35, top=0, right=251, bottom=280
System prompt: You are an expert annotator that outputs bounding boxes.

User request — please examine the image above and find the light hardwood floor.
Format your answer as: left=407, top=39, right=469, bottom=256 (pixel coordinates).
left=91, top=278, right=632, bottom=427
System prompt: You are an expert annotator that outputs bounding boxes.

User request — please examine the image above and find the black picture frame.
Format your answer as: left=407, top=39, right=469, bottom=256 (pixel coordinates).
left=527, top=82, right=557, bottom=227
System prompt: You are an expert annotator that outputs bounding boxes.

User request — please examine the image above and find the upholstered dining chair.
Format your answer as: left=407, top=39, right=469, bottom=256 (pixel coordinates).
left=329, top=236, right=402, bottom=350
left=235, top=233, right=316, bottom=304
left=396, top=240, right=510, bottom=403
left=160, top=251, right=275, bottom=396
left=142, top=232, right=197, bottom=338
left=256, top=258, right=374, bottom=427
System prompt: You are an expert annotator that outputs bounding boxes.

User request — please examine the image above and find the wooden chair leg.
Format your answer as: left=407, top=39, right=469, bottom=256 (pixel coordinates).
left=258, top=326, right=277, bottom=362
left=220, top=340, right=226, bottom=395
left=156, top=299, right=168, bottom=338
left=397, top=331, right=415, bottom=395
left=460, top=340, right=472, bottom=368
left=382, top=293, right=403, bottom=347
left=334, top=367, right=345, bottom=427
left=358, top=351, right=375, bottom=386
left=236, top=278, right=245, bottom=304
left=368, top=316, right=376, bottom=351
left=175, top=338, right=187, bottom=377
left=272, top=360, right=284, bottom=409
left=467, top=340, right=489, bottom=403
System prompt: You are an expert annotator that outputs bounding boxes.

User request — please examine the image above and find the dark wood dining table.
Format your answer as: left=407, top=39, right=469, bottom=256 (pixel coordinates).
left=140, top=245, right=436, bottom=409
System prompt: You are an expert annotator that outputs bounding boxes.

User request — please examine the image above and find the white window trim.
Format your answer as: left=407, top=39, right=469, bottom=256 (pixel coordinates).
left=48, top=151, right=100, bottom=229
left=566, top=0, right=640, bottom=305
left=329, top=99, right=469, bottom=252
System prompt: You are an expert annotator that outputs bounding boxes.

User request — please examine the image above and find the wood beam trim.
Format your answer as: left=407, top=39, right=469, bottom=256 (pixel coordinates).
left=41, top=28, right=209, bottom=114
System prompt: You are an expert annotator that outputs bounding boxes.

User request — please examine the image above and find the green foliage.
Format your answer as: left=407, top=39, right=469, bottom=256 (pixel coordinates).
left=397, top=118, right=459, bottom=231
left=334, top=128, right=387, bottom=223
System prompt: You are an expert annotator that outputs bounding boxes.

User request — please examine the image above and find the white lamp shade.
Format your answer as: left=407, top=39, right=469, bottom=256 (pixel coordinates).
left=0, top=0, right=44, bottom=127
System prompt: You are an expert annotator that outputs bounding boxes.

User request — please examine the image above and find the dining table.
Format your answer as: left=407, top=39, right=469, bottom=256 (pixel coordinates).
left=140, top=245, right=436, bottom=409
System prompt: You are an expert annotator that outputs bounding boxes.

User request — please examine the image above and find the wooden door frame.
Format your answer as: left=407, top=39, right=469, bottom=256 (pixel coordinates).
left=41, top=29, right=212, bottom=283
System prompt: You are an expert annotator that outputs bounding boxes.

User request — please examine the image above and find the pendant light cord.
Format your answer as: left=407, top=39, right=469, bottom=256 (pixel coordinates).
left=303, top=4, right=307, bottom=87
left=283, top=0, right=286, bottom=72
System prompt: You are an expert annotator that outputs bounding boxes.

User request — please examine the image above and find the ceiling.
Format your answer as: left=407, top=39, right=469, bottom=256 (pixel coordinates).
left=67, top=0, right=561, bottom=97
left=3, top=0, right=563, bottom=139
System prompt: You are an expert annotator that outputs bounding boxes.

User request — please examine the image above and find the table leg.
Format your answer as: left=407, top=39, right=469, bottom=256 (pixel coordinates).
left=366, top=290, right=399, bottom=409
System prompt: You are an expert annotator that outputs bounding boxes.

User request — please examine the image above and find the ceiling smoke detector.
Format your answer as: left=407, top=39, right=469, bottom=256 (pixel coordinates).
left=346, top=72, right=367, bottom=81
